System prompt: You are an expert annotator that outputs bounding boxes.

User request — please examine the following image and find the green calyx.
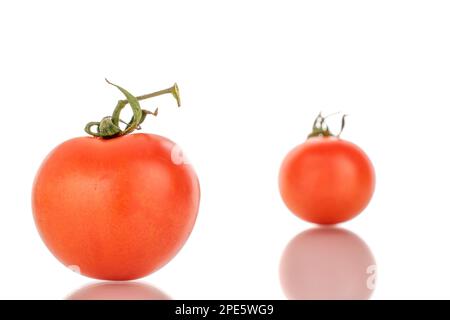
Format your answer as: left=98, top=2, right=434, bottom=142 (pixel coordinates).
left=307, top=112, right=348, bottom=139
left=85, top=79, right=180, bottom=139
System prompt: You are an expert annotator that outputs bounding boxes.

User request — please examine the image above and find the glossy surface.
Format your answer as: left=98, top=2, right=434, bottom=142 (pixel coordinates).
left=280, top=227, right=376, bottom=300
left=67, top=282, right=171, bottom=300
left=279, top=137, right=375, bottom=224
left=32, top=133, right=200, bottom=280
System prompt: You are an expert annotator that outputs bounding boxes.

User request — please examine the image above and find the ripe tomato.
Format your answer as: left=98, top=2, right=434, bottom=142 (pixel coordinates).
left=32, top=133, right=200, bottom=280
left=279, top=114, right=375, bottom=224
left=32, top=81, right=199, bottom=280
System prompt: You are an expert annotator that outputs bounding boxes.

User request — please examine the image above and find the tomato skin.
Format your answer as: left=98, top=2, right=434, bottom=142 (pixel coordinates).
left=279, top=137, right=375, bottom=224
left=32, top=133, right=200, bottom=280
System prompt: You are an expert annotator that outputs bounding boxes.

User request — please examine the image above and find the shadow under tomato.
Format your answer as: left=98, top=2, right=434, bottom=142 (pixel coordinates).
left=279, top=227, right=376, bottom=300
left=66, top=281, right=171, bottom=300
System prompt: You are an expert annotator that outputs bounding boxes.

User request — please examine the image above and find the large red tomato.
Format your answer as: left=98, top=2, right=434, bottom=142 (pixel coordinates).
left=279, top=114, right=375, bottom=224
left=32, top=81, right=199, bottom=280
left=33, top=133, right=199, bottom=280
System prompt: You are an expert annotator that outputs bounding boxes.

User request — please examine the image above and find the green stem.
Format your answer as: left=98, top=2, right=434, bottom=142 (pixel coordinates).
left=135, top=85, right=180, bottom=107
left=85, top=80, right=180, bottom=139
left=307, top=112, right=348, bottom=139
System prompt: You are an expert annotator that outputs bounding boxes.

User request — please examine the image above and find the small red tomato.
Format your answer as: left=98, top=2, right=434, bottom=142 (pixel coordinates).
left=279, top=113, right=375, bottom=224
left=32, top=81, right=200, bottom=280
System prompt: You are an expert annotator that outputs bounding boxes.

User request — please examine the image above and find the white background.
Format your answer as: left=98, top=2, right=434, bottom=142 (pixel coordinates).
left=1, top=0, right=449, bottom=300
